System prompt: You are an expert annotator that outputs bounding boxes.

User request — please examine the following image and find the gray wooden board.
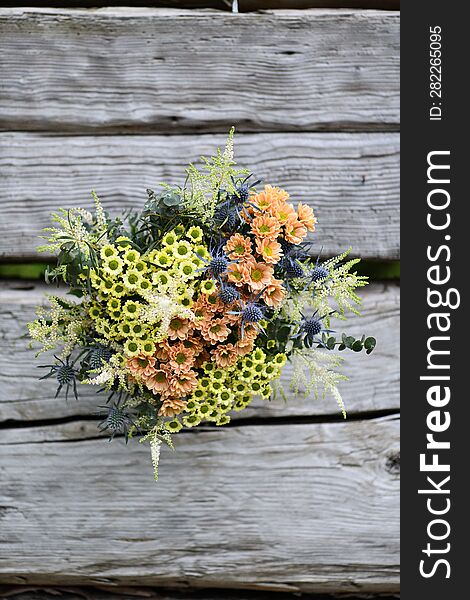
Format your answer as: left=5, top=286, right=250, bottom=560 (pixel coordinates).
left=0, top=132, right=399, bottom=261
left=0, top=416, right=400, bottom=593
left=0, top=589, right=400, bottom=600
left=0, top=8, right=400, bottom=133
left=0, top=593, right=400, bottom=600
left=0, top=281, right=399, bottom=423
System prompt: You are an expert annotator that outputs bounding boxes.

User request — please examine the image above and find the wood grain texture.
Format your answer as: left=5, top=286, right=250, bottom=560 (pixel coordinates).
left=0, top=416, right=399, bottom=592
left=0, top=2, right=400, bottom=11
left=0, top=132, right=399, bottom=261
left=0, top=7, right=400, bottom=133
left=0, top=281, right=399, bottom=423
left=0, top=591, right=401, bottom=600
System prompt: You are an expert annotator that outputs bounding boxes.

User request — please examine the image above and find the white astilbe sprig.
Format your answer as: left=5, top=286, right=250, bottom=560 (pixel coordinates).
left=140, top=424, right=175, bottom=481
left=91, top=190, right=109, bottom=245
left=38, top=192, right=110, bottom=256
left=37, top=208, right=93, bottom=256
left=289, top=348, right=347, bottom=418
left=183, top=127, right=249, bottom=221
left=27, top=295, right=85, bottom=357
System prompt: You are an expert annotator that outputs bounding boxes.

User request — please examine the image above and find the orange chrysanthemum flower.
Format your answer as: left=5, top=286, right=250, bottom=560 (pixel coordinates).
left=168, top=342, right=196, bottom=374
left=243, top=261, right=274, bottom=291
left=250, top=184, right=290, bottom=213
left=154, top=342, right=170, bottom=362
left=170, top=370, right=198, bottom=397
left=182, top=336, right=204, bottom=356
left=250, top=214, right=282, bottom=240
left=263, top=278, right=286, bottom=307
left=159, top=397, right=186, bottom=417
left=234, top=336, right=255, bottom=357
left=146, top=366, right=172, bottom=395
left=284, top=215, right=307, bottom=245
left=297, top=202, right=317, bottom=232
left=255, top=237, right=283, bottom=265
left=167, top=316, right=192, bottom=341
left=227, top=262, right=248, bottom=287
left=271, top=200, right=296, bottom=225
left=201, top=317, right=231, bottom=344
left=126, top=354, right=157, bottom=379
left=211, top=343, right=238, bottom=368
left=225, top=233, right=253, bottom=260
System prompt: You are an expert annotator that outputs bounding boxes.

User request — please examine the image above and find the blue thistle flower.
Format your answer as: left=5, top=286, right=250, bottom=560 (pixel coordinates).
left=228, top=289, right=268, bottom=337
left=292, top=311, right=334, bottom=349
left=88, top=346, right=113, bottom=370
left=311, top=265, right=330, bottom=282
left=38, top=355, right=79, bottom=401
left=218, top=283, right=241, bottom=304
left=99, top=404, right=133, bottom=442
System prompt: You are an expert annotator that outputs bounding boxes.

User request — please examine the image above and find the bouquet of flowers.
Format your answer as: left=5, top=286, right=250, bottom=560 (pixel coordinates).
left=28, top=130, right=375, bottom=479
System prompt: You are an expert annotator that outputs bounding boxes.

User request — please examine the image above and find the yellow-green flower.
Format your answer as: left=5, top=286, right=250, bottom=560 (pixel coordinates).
left=192, top=388, right=205, bottom=402
left=179, top=260, right=197, bottom=280
left=130, top=322, right=146, bottom=337
left=198, top=403, right=212, bottom=419
left=140, top=340, right=156, bottom=355
left=123, top=339, right=140, bottom=357
left=152, top=270, right=170, bottom=288
left=111, top=281, right=126, bottom=297
left=107, top=298, right=121, bottom=312
left=174, top=240, right=192, bottom=260
left=123, top=300, right=140, bottom=319
left=95, top=318, right=113, bottom=337
left=198, top=377, right=211, bottom=390
left=153, top=250, right=172, bottom=269
left=102, top=255, right=124, bottom=278
left=233, top=381, right=247, bottom=395
left=211, top=369, right=226, bottom=383
left=200, top=279, right=216, bottom=295
left=162, top=231, right=178, bottom=247
left=260, top=384, right=272, bottom=399
left=119, top=322, right=132, bottom=336
left=134, top=260, right=147, bottom=274
left=123, top=248, right=141, bottom=265
left=165, top=418, right=182, bottom=433
left=185, top=398, right=200, bottom=413
left=186, top=226, right=203, bottom=243
left=219, top=390, right=233, bottom=406
left=100, top=244, right=118, bottom=260
left=264, top=363, right=277, bottom=378
left=137, top=278, right=152, bottom=294
left=89, top=304, right=102, bottom=320
left=123, top=269, right=142, bottom=290
left=98, top=278, right=114, bottom=295
left=209, top=380, right=223, bottom=395
left=115, top=236, right=132, bottom=249
left=183, top=414, right=201, bottom=428
left=273, top=353, right=287, bottom=367
left=216, top=414, right=230, bottom=426
left=195, top=245, right=210, bottom=261
left=252, top=348, right=266, bottom=363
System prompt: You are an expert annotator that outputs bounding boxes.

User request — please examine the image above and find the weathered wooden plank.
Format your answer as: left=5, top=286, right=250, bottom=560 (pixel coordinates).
left=0, top=281, right=399, bottom=423
left=0, top=8, right=400, bottom=133
left=0, top=132, right=399, bottom=261
left=4, top=1, right=400, bottom=11
left=0, top=587, right=401, bottom=600
left=0, top=416, right=399, bottom=592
